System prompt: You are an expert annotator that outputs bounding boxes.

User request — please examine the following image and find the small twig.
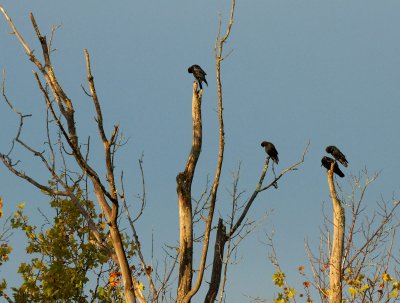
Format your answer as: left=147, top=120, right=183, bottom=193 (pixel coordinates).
left=48, top=23, right=61, bottom=53
left=132, top=155, right=146, bottom=223
left=80, top=84, right=93, bottom=97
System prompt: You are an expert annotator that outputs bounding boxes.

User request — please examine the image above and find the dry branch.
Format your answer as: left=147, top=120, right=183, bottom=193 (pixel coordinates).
left=230, top=143, right=308, bottom=238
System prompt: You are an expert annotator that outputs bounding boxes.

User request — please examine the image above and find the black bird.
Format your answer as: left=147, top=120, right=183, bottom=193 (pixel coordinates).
left=325, top=145, right=348, bottom=167
left=261, top=141, right=279, bottom=164
left=188, top=65, right=208, bottom=89
left=321, top=156, right=345, bottom=178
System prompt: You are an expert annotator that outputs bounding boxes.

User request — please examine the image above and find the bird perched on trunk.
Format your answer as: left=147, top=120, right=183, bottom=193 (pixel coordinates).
left=261, top=141, right=279, bottom=164
left=188, top=64, right=208, bottom=89
left=321, top=156, right=345, bottom=177
left=325, top=145, right=348, bottom=167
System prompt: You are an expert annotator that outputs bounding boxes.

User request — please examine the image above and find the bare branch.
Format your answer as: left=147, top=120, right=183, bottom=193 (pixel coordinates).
left=229, top=142, right=309, bottom=238
left=0, top=6, right=32, bottom=55
left=259, top=142, right=309, bottom=192
left=84, top=49, right=107, bottom=143
left=121, top=171, right=156, bottom=302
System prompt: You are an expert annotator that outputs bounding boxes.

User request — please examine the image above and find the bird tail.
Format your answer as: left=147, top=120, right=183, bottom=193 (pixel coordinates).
left=198, top=81, right=203, bottom=89
left=336, top=168, right=345, bottom=178
left=204, top=79, right=208, bottom=86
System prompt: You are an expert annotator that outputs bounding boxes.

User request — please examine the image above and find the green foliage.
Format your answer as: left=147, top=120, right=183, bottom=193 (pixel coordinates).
left=272, top=270, right=307, bottom=303
left=342, top=269, right=400, bottom=301
left=8, top=195, right=125, bottom=302
left=0, top=195, right=13, bottom=299
left=0, top=238, right=12, bottom=266
left=271, top=267, right=400, bottom=303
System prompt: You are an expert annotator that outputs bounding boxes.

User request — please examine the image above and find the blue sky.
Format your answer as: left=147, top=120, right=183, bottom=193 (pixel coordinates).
left=1, top=1, right=400, bottom=301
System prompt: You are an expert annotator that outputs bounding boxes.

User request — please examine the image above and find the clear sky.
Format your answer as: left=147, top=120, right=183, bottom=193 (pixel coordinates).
left=1, top=1, right=400, bottom=301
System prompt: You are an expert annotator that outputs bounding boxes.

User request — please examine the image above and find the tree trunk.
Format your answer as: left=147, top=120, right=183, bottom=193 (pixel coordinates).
left=327, top=162, right=345, bottom=303
left=176, top=83, right=203, bottom=302
left=109, top=225, right=137, bottom=303
left=204, top=218, right=227, bottom=303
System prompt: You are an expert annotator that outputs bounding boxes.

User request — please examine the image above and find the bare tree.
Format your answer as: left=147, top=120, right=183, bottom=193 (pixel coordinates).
left=175, top=1, right=308, bottom=302
left=257, top=166, right=400, bottom=303
left=305, top=169, right=400, bottom=303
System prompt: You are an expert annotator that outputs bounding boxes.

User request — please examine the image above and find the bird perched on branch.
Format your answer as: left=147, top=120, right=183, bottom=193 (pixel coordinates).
left=321, top=156, right=345, bottom=178
left=325, top=145, right=348, bottom=167
left=188, top=64, right=208, bottom=89
left=261, top=141, right=279, bottom=164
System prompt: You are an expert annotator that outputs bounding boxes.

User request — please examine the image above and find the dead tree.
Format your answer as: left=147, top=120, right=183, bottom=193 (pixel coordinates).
left=327, top=161, right=345, bottom=303
left=175, top=79, right=308, bottom=303
left=174, top=3, right=308, bottom=302
left=305, top=167, right=400, bottom=303
left=176, top=82, right=203, bottom=302
left=175, top=1, right=235, bottom=302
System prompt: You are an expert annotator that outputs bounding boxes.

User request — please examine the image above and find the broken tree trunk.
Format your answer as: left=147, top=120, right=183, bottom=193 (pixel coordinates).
left=327, top=162, right=345, bottom=303
left=176, top=82, right=203, bottom=302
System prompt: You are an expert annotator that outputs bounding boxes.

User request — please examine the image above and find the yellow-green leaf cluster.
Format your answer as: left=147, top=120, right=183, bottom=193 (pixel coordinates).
left=272, top=271, right=298, bottom=303
left=272, top=271, right=286, bottom=288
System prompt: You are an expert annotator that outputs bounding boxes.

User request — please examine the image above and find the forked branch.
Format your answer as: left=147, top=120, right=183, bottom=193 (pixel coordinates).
left=229, top=142, right=309, bottom=238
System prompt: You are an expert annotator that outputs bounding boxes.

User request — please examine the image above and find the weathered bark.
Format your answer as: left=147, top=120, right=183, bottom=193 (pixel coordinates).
left=176, top=82, right=202, bottom=302
left=327, top=162, right=345, bottom=303
left=204, top=218, right=227, bottom=303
